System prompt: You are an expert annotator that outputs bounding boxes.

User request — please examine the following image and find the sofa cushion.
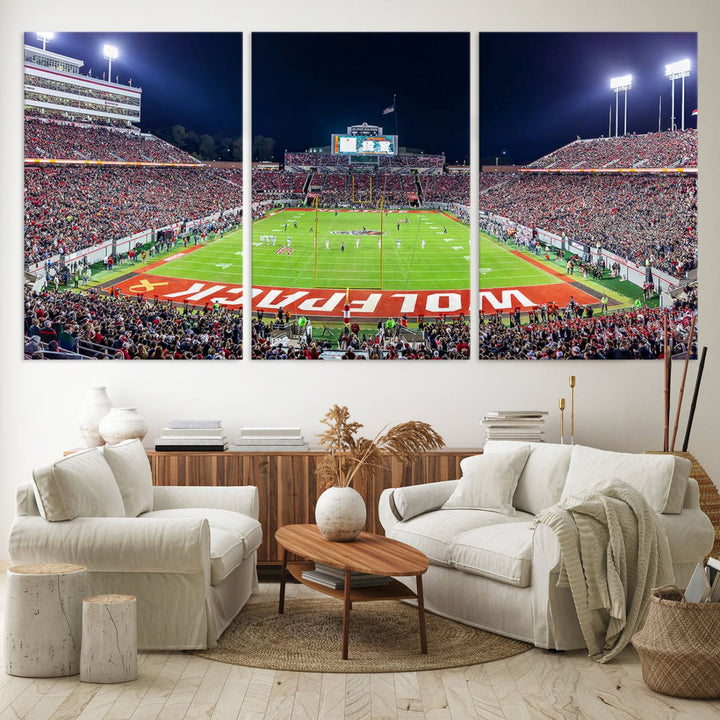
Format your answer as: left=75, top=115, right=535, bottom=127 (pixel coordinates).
left=141, top=508, right=263, bottom=565
left=450, top=522, right=535, bottom=587
left=101, top=439, right=154, bottom=517
left=389, top=508, right=535, bottom=567
left=32, top=448, right=125, bottom=521
left=443, top=446, right=530, bottom=516
left=208, top=528, right=248, bottom=585
left=562, top=445, right=691, bottom=514
left=484, top=441, right=572, bottom=515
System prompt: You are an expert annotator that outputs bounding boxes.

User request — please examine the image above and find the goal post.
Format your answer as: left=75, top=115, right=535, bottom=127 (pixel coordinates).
left=351, top=176, right=373, bottom=205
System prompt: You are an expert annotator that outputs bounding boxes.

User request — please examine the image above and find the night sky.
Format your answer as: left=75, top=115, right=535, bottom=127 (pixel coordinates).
left=253, top=33, right=470, bottom=164
left=23, top=32, right=243, bottom=137
left=481, top=32, right=698, bottom=166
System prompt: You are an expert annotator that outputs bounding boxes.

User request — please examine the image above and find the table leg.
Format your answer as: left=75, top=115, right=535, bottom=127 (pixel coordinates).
left=278, top=548, right=288, bottom=614
left=342, top=568, right=351, bottom=660
left=416, top=574, right=427, bottom=654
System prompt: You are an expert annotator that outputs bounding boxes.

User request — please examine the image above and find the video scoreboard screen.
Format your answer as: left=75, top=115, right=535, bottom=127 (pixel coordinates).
left=331, top=134, right=397, bottom=156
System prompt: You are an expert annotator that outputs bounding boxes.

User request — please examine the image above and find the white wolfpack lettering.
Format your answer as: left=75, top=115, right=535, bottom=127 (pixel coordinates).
left=298, top=292, right=345, bottom=312
left=209, top=287, right=244, bottom=306
left=425, top=293, right=462, bottom=313
left=350, top=294, right=382, bottom=313
left=479, top=289, right=536, bottom=310
left=256, top=289, right=309, bottom=309
left=165, top=283, right=228, bottom=301
left=391, top=294, right=418, bottom=313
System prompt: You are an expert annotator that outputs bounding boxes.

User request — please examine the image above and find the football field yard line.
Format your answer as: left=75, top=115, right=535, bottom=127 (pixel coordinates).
left=251, top=209, right=470, bottom=291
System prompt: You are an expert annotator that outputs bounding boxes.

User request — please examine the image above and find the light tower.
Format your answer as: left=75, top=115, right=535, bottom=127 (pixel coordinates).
left=610, top=74, right=632, bottom=137
left=665, top=59, right=691, bottom=131
left=103, top=44, right=118, bottom=83
left=36, top=32, right=54, bottom=51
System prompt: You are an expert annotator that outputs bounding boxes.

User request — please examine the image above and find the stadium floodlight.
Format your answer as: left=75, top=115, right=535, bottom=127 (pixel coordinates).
left=103, top=44, right=119, bottom=82
left=610, top=74, right=632, bottom=137
left=665, top=59, right=691, bottom=131
left=36, top=32, right=54, bottom=51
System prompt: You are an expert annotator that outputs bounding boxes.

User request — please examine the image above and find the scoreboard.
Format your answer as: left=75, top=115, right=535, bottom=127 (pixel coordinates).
left=331, top=134, right=397, bottom=156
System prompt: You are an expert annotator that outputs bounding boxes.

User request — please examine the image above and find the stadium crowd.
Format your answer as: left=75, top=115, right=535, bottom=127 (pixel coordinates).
left=25, top=165, right=242, bottom=265
left=479, top=173, right=696, bottom=277
left=24, top=288, right=242, bottom=360
left=284, top=152, right=445, bottom=169
left=251, top=316, right=470, bottom=360
left=528, top=129, right=697, bottom=169
left=478, top=286, right=697, bottom=360
left=422, top=173, right=470, bottom=203
left=25, top=117, right=197, bottom=163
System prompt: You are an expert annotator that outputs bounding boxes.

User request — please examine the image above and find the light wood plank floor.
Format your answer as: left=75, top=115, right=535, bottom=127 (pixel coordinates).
left=1, top=565, right=718, bottom=719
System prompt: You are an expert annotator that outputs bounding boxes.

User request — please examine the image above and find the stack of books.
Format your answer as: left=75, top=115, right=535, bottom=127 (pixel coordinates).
left=301, top=563, right=391, bottom=590
left=229, top=427, right=308, bottom=453
left=155, top=420, right=228, bottom=451
left=482, top=410, right=548, bottom=443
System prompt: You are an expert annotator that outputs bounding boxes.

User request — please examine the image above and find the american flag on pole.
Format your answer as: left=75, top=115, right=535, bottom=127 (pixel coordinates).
left=382, top=102, right=395, bottom=115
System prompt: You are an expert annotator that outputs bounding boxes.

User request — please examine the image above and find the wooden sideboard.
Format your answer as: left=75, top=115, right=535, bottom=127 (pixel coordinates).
left=147, top=449, right=480, bottom=565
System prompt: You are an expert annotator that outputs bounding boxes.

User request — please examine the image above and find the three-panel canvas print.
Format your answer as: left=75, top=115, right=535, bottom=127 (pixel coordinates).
left=23, top=32, right=697, bottom=361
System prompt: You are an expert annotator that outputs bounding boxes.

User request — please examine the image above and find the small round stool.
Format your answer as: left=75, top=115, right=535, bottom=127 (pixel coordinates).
left=80, top=594, right=138, bottom=683
left=4, top=563, right=87, bottom=677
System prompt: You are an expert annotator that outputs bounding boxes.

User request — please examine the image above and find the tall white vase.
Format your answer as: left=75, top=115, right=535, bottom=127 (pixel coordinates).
left=315, top=486, right=366, bottom=541
left=78, top=386, right=113, bottom=447
left=98, top=408, right=148, bottom=446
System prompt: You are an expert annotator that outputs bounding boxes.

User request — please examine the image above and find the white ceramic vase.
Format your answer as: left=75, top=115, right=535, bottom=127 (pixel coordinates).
left=98, top=408, right=148, bottom=446
left=78, top=386, right=113, bottom=447
left=315, top=486, right=366, bottom=541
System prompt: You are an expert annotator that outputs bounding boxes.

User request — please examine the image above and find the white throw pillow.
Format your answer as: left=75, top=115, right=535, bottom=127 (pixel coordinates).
left=32, top=448, right=125, bottom=521
left=442, top=446, right=531, bottom=516
left=483, top=441, right=573, bottom=515
left=101, top=439, right=154, bottom=517
left=562, top=445, right=691, bottom=514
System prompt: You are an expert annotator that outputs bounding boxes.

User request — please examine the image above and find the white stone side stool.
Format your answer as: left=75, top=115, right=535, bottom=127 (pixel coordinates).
left=4, top=563, right=87, bottom=677
left=80, top=594, right=138, bottom=684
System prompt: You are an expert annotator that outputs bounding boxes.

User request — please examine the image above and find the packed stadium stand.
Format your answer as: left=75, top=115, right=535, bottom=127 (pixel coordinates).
left=24, top=288, right=242, bottom=360
left=478, top=286, right=697, bottom=360
left=478, top=173, right=696, bottom=277
left=25, top=118, right=198, bottom=164
left=527, top=129, right=697, bottom=169
left=25, top=165, right=242, bottom=265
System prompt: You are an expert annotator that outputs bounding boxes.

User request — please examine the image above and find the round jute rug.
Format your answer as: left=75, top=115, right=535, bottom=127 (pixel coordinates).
left=193, top=599, right=531, bottom=673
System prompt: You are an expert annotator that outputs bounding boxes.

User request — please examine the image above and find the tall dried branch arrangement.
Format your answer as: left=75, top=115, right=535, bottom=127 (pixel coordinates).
left=316, top=405, right=444, bottom=491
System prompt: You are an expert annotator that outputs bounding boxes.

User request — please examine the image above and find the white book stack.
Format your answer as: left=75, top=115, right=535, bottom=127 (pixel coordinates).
left=155, top=420, right=228, bottom=451
left=482, top=411, right=548, bottom=443
left=229, top=427, right=309, bottom=453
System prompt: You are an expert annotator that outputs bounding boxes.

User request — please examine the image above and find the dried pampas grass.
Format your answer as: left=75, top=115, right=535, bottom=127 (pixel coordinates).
left=317, top=405, right=444, bottom=490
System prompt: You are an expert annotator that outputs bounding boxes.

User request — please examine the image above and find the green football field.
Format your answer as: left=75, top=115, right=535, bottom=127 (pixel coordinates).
left=479, top=231, right=563, bottom=289
left=252, top=209, right=470, bottom=290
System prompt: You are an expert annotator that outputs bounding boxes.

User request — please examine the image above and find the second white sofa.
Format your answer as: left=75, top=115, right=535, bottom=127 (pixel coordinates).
left=379, top=442, right=714, bottom=650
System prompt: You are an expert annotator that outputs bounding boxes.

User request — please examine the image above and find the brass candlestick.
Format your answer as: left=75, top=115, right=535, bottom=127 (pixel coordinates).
left=569, top=375, right=576, bottom=445
left=559, top=397, right=566, bottom=444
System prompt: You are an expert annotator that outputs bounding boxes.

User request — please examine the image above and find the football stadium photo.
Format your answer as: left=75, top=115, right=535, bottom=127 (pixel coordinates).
left=477, top=32, right=697, bottom=361
left=250, top=33, right=470, bottom=360
left=24, top=32, right=244, bottom=360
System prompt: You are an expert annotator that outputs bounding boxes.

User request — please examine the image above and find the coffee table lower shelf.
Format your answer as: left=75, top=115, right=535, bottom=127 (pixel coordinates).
left=280, top=561, right=427, bottom=659
left=287, top=562, right=419, bottom=602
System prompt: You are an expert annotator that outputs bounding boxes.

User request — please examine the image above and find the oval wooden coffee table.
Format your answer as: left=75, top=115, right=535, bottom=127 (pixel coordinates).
left=276, top=524, right=429, bottom=660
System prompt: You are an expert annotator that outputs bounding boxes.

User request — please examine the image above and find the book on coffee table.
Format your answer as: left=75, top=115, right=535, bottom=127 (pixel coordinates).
left=301, top=563, right=391, bottom=590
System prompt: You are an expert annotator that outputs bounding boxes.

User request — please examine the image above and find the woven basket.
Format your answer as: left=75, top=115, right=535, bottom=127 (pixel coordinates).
left=632, top=585, right=720, bottom=698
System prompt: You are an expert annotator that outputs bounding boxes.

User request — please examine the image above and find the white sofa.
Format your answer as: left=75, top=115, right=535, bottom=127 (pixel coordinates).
left=379, top=442, right=714, bottom=651
left=8, top=440, right=262, bottom=651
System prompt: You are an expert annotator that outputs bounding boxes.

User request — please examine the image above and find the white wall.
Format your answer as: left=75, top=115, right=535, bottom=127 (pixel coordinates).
left=2, top=0, right=719, bottom=560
